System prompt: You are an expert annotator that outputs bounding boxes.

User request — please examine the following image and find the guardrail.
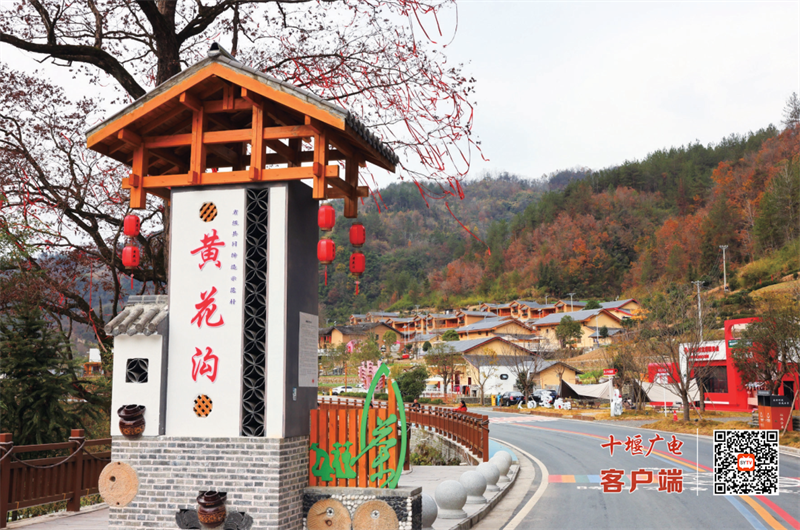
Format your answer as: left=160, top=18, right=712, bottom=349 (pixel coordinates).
left=317, top=397, right=489, bottom=465
left=0, top=429, right=111, bottom=528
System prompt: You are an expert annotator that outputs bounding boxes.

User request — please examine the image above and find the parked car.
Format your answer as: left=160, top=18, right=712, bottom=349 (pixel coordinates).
left=331, top=385, right=366, bottom=395
left=499, top=391, right=525, bottom=407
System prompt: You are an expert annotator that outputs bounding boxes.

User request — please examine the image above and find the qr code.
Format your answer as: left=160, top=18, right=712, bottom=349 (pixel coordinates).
left=713, top=430, right=779, bottom=495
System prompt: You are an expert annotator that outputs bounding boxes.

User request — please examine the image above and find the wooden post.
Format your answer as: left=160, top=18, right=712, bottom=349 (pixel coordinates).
left=482, top=416, right=489, bottom=462
left=67, top=429, right=84, bottom=512
left=344, top=157, right=359, bottom=218
left=313, top=130, right=328, bottom=200
left=188, top=106, right=207, bottom=185
left=0, top=433, right=13, bottom=529
left=388, top=382, right=398, bottom=472
left=130, top=145, right=149, bottom=209
left=309, top=409, right=318, bottom=487
left=249, top=103, right=264, bottom=180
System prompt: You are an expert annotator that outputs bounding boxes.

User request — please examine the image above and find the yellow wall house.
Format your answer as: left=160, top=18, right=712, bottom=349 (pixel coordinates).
left=532, top=309, right=623, bottom=349
left=318, top=322, right=401, bottom=351
left=455, top=317, right=535, bottom=340
left=452, top=336, right=582, bottom=396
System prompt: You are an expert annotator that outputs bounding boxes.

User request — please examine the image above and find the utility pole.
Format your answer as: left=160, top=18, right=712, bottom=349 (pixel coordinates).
left=719, top=245, right=728, bottom=292
left=691, top=281, right=703, bottom=342
left=568, top=292, right=576, bottom=312
left=544, top=294, right=549, bottom=305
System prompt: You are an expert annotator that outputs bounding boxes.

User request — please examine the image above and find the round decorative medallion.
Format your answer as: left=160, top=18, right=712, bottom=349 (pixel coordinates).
left=98, top=462, right=139, bottom=507
left=307, top=498, right=351, bottom=530
left=194, top=394, right=213, bottom=417
left=200, top=202, right=218, bottom=222
left=352, top=500, right=399, bottom=530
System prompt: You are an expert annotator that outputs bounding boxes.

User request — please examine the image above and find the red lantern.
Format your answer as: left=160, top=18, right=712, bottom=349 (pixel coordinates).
left=317, top=238, right=336, bottom=286
left=317, top=239, right=336, bottom=264
left=349, top=223, right=365, bottom=248
left=122, top=246, right=140, bottom=268
left=350, top=251, right=365, bottom=295
left=318, top=204, right=335, bottom=232
left=123, top=215, right=141, bottom=237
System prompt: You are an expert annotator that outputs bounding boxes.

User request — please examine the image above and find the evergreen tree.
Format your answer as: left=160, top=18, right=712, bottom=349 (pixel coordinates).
left=0, top=303, right=86, bottom=445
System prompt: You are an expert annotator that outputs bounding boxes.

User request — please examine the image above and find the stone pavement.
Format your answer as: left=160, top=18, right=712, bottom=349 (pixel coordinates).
left=12, top=459, right=519, bottom=530
left=7, top=504, right=109, bottom=530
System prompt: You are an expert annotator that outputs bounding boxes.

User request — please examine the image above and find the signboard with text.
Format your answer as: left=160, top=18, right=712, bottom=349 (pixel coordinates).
left=166, top=189, right=246, bottom=437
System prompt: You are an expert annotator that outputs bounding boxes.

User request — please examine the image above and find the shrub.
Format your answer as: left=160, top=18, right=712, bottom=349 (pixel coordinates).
left=409, top=442, right=460, bottom=466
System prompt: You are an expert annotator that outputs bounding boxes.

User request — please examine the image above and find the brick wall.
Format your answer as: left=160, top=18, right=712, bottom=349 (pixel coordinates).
left=110, top=436, right=309, bottom=529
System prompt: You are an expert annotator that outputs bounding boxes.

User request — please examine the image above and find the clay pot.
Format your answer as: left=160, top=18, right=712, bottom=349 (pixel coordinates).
left=117, top=405, right=146, bottom=438
left=197, top=491, right=227, bottom=528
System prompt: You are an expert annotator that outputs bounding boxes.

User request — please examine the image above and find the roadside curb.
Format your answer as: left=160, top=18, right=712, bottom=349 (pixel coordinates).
left=491, top=407, right=596, bottom=421
left=443, top=449, right=520, bottom=530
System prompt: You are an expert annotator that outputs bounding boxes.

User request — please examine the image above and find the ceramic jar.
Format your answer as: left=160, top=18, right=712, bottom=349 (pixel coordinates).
left=117, top=405, right=145, bottom=437
left=196, top=491, right=227, bottom=528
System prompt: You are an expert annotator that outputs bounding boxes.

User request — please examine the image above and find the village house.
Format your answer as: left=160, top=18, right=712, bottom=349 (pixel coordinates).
left=532, top=309, right=624, bottom=349
left=384, top=316, right=417, bottom=344
left=599, top=299, right=641, bottom=320
left=318, top=322, right=401, bottom=351
left=450, top=336, right=582, bottom=397
left=366, top=311, right=400, bottom=323
left=554, top=299, right=588, bottom=313
left=511, top=300, right=558, bottom=321
left=456, top=310, right=498, bottom=326
left=478, top=302, right=514, bottom=317
left=349, top=314, right=367, bottom=325
left=455, top=317, right=535, bottom=341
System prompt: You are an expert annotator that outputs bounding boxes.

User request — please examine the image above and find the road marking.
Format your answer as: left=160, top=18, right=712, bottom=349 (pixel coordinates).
left=740, top=496, right=788, bottom=530
left=489, top=415, right=557, bottom=423
left=509, top=421, right=796, bottom=530
left=488, top=438, right=549, bottom=530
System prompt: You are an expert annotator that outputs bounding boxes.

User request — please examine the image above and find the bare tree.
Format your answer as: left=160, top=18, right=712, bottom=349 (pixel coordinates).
left=425, top=342, right=462, bottom=399
left=463, top=349, right=498, bottom=406
left=0, top=0, right=479, bottom=342
left=499, top=341, right=543, bottom=401
left=603, top=327, right=649, bottom=411
left=639, top=284, right=717, bottom=421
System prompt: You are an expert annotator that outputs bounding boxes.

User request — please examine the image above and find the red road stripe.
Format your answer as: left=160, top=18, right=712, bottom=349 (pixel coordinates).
left=757, top=496, right=800, bottom=530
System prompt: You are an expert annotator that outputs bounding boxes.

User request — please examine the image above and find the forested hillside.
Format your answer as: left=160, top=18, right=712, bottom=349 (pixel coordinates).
left=319, top=124, right=799, bottom=324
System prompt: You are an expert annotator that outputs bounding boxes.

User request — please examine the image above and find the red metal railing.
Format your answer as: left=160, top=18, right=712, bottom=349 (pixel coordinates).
left=0, top=430, right=111, bottom=528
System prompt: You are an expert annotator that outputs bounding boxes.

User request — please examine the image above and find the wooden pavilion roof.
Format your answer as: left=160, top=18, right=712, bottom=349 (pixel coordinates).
left=85, top=44, right=397, bottom=216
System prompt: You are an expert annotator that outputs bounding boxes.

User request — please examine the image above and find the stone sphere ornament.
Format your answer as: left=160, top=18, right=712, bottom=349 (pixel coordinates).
left=459, top=470, right=487, bottom=504
left=435, top=480, right=468, bottom=519
left=495, top=450, right=513, bottom=467
left=477, top=461, right=501, bottom=492
left=421, top=493, right=438, bottom=529
left=491, top=455, right=511, bottom=484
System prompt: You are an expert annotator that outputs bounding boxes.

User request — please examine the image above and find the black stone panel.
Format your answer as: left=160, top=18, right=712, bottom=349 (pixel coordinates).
left=241, top=188, right=269, bottom=437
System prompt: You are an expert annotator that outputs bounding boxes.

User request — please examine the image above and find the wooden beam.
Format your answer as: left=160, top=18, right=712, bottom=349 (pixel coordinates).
left=122, top=165, right=339, bottom=189
left=147, top=187, right=171, bottom=201
left=139, top=104, right=187, bottom=135
left=263, top=148, right=342, bottom=166
left=204, top=98, right=253, bottom=113
left=117, top=129, right=142, bottom=147
left=327, top=185, right=369, bottom=199
left=179, top=92, right=203, bottom=112
left=222, top=81, right=236, bottom=111
left=188, top=106, right=206, bottom=185
left=144, top=125, right=316, bottom=149
left=204, top=129, right=252, bottom=144
left=288, top=138, right=302, bottom=167
left=207, top=144, right=238, bottom=166
left=265, top=139, right=296, bottom=164
left=149, top=147, right=188, bottom=172
left=129, top=145, right=148, bottom=209
left=240, top=87, right=262, bottom=105
left=144, top=133, right=192, bottom=149
left=250, top=102, right=265, bottom=180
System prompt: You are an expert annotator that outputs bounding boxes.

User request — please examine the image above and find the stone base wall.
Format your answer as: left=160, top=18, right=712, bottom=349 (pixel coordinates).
left=109, top=436, right=308, bottom=530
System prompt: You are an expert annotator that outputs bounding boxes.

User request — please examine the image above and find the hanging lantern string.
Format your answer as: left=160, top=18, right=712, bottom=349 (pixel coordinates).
left=324, top=265, right=328, bottom=286
left=355, top=280, right=359, bottom=295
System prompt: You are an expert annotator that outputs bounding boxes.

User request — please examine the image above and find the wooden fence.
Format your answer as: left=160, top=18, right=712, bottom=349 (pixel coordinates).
left=312, top=396, right=489, bottom=488
left=0, top=429, right=111, bottom=528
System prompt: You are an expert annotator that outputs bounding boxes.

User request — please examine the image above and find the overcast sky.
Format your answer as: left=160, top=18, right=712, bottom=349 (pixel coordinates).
left=2, top=1, right=797, bottom=186
left=445, top=1, right=800, bottom=181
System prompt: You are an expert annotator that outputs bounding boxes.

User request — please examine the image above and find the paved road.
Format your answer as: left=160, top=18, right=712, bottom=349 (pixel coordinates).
left=484, top=410, right=800, bottom=530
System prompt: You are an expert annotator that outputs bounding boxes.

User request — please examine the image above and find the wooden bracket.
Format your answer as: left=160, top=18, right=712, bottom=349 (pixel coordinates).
left=179, top=92, right=203, bottom=112
left=117, top=129, right=142, bottom=147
